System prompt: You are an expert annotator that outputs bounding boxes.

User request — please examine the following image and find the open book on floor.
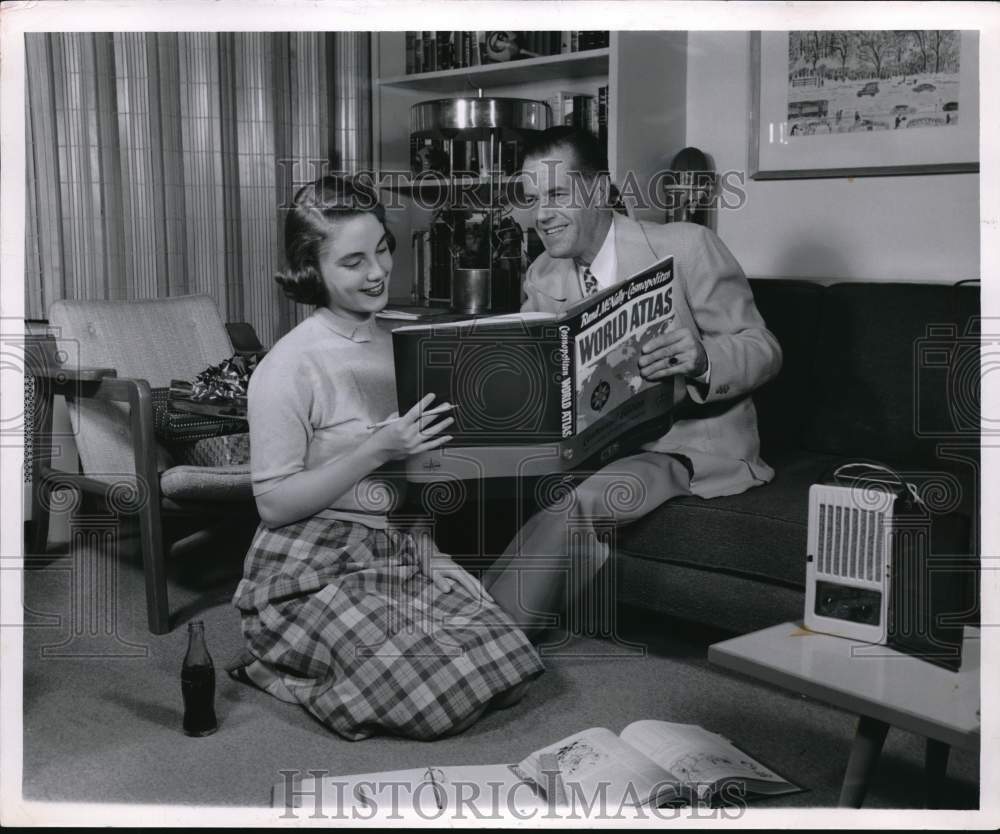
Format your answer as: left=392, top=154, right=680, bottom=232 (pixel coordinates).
left=392, top=255, right=685, bottom=478
left=514, top=720, right=801, bottom=807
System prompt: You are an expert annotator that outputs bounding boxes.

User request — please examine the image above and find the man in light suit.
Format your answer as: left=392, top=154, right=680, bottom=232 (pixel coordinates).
left=484, top=127, right=782, bottom=637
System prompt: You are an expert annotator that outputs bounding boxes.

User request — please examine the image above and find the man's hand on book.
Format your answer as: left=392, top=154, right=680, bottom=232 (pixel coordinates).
left=638, top=328, right=708, bottom=381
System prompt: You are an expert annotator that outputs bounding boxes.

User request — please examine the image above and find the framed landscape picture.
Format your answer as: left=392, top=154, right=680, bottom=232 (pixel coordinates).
left=749, top=30, right=979, bottom=179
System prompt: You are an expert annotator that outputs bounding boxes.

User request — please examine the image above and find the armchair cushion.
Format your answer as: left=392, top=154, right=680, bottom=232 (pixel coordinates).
left=172, top=434, right=251, bottom=468
left=160, top=464, right=253, bottom=503
left=49, top=295, right=234, bottom=388
left=48, top=295, right=236, bottom=481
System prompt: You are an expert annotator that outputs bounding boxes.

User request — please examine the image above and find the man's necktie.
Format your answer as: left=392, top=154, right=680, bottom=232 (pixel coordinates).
left=581, top=266, right=599, bottom=296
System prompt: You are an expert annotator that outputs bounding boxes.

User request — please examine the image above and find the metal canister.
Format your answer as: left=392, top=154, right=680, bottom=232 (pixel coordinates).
left=451, top=268, right=491, bottom=315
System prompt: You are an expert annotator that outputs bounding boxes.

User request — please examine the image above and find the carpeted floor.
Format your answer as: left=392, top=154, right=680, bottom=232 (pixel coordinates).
left=20, top=522, right=979, bottom=813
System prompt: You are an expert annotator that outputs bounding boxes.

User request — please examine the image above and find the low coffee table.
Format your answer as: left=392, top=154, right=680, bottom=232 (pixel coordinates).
left=708, top=621, right=980, bottom=807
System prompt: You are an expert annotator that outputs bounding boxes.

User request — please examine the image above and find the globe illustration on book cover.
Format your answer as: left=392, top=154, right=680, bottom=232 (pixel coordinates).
left=574, top=314, right=675, bottom=433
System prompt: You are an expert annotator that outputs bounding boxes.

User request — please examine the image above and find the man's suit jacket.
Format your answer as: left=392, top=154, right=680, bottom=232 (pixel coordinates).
left=522, top=215, right=782, bottom=499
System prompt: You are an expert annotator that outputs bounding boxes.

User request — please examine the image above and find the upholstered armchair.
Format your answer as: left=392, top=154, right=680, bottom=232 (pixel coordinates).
left=30, top=295, right=259, bottom=634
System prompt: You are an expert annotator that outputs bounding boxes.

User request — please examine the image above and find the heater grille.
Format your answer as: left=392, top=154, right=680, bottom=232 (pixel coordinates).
left=815, top=502, right=887, bottom=581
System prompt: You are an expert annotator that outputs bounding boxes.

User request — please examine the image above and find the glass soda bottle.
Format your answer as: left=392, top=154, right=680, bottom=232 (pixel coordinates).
left=181, top=621, right=218, bottom=736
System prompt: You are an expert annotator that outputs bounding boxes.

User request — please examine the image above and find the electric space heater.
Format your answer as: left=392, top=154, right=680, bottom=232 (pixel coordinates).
left=804, top=481, right=972, bottom=671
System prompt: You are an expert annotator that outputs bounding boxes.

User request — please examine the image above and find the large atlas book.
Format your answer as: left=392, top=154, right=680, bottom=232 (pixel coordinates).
left=392, top=255, right=685, bottom=478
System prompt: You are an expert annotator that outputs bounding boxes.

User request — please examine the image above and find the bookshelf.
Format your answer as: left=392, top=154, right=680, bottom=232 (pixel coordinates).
left=377, top=49, right=611, bottom=93
left=371, top=31, right=687, bottom=303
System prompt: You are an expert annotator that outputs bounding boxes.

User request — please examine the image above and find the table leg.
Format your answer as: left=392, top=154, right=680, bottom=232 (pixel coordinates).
left=924, top=738, right=950, bottom=809
left=838, top=715, right=890, bottom=807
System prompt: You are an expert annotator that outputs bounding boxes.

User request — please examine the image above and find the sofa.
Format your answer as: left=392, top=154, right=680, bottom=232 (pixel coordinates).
left=617, top=279, right=981, bottom=634
left=436, top=279, right=981, bottom=636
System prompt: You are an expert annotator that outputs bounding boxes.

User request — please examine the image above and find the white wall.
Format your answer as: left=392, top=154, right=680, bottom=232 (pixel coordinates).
left=685, top=32, right=980, bottom=283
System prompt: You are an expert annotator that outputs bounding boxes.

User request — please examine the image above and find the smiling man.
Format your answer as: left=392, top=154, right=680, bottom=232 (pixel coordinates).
left=484, top=127, right=783, bottom=638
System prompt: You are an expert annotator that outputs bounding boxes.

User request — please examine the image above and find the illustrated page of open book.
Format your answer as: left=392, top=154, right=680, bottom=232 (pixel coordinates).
left=517, top=727, right=672, bottom=807
left=619, top=721, right=791, bottom=798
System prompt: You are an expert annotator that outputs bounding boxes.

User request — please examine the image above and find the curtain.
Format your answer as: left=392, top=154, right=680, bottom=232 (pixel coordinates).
left=24, top=31, right=372, bottom=348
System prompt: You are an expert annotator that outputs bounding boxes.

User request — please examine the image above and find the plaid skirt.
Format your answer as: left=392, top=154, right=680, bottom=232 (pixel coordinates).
left=232, top=516, right=544, bottom=741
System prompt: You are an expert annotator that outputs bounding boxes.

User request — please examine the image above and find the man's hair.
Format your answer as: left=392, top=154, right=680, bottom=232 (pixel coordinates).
left=522, top=126, right=609, bottom=178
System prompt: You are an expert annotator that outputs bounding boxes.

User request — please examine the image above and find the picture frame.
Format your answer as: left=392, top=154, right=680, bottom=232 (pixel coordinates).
left=749, top=30, right=980, bottom=180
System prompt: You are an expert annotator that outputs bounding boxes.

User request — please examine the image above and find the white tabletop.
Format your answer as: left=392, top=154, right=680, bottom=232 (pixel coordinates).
left=708, top=622, right=980, bottom=751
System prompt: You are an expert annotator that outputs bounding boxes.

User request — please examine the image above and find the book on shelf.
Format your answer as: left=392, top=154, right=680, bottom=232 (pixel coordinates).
left=460, top=31, right=472, bottom=68
left=405, top=32, right=415, bottom=75
left=392, top=254, right=684, bottom=476
left=437, top=31, right=455, bottom=71
left=412, top=31, right=423, bottom=74
left=598, top=84, right=609, bottom=148
left=514, top=720, right=801, bottom=808
left=577, top=31, right=610, bottom=50
left=588, top=92, right=600, bottom=138
left=558, top=94, right=596, bottom=136
left=568, top=94, right=596, bottom=132
left=545, top=87, right=608, bottom=146
left=545, top=90, right=575, bottom=129
left=403, top=31, right=609, bottom=73
left=422, top=30, right=435, bottom=72
left=518, top=31, right=536, bottom=60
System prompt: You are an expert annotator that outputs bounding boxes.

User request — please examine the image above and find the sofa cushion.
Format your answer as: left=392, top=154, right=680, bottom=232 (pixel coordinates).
left=801, top=282, right=980, bottom=466
left=747, top=279, right=824, bottom=458
left=618, top=450, right=842, bottom=589
left=618, top=444, right=978, bottom=591
left=616, top=557, right=805, bottom=635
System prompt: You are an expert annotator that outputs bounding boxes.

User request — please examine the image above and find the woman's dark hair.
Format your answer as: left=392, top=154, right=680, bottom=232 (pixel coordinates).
left=276, top=175, right=396, bottom=306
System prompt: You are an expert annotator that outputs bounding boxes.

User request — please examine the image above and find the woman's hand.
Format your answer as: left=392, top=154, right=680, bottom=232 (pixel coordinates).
left=429, top=554, right=495, bottom=602
left=367, top=393, right=454, bottom=463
